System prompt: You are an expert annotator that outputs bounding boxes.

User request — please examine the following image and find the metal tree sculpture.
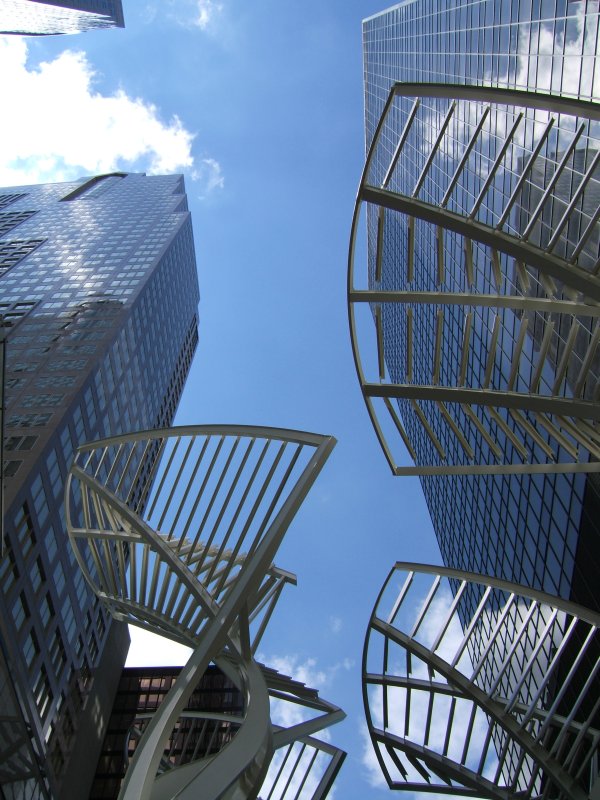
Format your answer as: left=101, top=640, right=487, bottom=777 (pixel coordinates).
left=66, top=425, right=345, bottom=800
left=349, top=83, right=600, bottom=475
left=363, top=563, right=600, bottom=799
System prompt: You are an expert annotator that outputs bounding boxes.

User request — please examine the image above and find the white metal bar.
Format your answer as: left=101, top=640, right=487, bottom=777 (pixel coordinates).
left=409, top=574, right=442, bottom=639
left=406, top=307, right=413, bottom=381
left=468, top=112, right=524, bottom=220
left=552, top=320, right=580, bottom=394
left=570, top=201, right=600, bottom=263
left=496, top=117, right=555, bottom=230
left=375, top=206, right=385, bottom=283
left=534, top=413, right=578, bottom=460
left=441, top=104, right=491, bottom=208
left=487, top=407, right=528, bottom=461
left=507, top=314, right=529, bottom=391
left=436, top=225, right=444, bottom=285
left=573, top=323, right=600, bottom=398
left=432, top=308, right=444, bottom=385
left=464, top=237, right=474, bottom=287
left=376, top=305, right=385, bottom=381
left=382, top=97, right=421, bottom=189
left=546, top=149, right=600, bottom=253
left=462, top=405, right=502, bottom=460
left=483, top=313, right=501, bottom=389
left=522, top=122, right=586, bottom=242
left=529, top=319, right=555, bottom=393
left=459, top=312, right=472, bottom=387
left=410, top=400, right=446, bottom=460
left=412, top=101, right=456, bottom=197
left=383, top=397, right=418, bottom=461
left=509, top=409, right=555, bottom=459
left=437, top=401, right=474, bottom=460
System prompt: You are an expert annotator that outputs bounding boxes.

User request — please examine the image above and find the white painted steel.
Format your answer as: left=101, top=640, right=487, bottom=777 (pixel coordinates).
left=363, top=562, right=600, bottom=798
left=65, top=426, right=344, bottom=800
left=348, top=83, right=600, bottom=475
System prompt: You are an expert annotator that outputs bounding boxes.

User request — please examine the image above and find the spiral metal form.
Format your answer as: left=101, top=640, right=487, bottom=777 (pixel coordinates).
left=66, top=425, right=345, bottom=800
left=349, top=83, right=600, bottom=475
left=363, top=563, right=600, bottom=799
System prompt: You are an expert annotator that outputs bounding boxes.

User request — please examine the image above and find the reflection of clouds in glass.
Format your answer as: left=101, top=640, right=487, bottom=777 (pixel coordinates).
left=514, top=6, right=599, bottom=100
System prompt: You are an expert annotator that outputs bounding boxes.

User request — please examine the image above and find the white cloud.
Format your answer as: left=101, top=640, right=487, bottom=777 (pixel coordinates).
left=361, top=586, right=499, bottom=793
left=192, top=157, right=225, bottom=195
left=0, top=36, right=223, bottom=193
left=360, top=721, right=388, bottom=790
left=265, top=654, right=328, bottom=701
left=329, top=615, right=342, bottom=634
left=144, top=0, right=224, bottom=32
left=192, top=0, right=223, bottom=31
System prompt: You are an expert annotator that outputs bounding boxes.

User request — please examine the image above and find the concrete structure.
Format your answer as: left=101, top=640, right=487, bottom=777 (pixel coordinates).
left=0, top=173, right=199, bottom=799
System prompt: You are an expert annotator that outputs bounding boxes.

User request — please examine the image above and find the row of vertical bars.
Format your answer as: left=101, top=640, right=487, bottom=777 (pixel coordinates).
left=374, top=95, right=600, bottom=265
left=366, top=568, right=600, bottom=797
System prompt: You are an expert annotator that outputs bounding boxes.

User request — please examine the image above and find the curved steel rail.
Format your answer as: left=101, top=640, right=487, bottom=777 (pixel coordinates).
left=65, top=425, right=344, bottom=800
left=349, top=83, right=600, bottom=475
left=363, top=562, right=600, bottom=799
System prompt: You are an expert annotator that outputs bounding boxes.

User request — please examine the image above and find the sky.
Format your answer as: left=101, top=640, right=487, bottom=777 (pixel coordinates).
left=0, top=2, right=447, bottom=797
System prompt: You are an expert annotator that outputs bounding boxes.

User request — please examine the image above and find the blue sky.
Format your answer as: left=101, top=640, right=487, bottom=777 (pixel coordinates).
left=0, top=2, right=445, bottom=796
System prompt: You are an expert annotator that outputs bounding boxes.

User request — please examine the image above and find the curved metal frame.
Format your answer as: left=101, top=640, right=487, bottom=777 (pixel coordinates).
left=349, top=83, right=600, bottom=475
left=65, top=425, right=345, bottom=800
left=363, top=562, right=600, bottom=799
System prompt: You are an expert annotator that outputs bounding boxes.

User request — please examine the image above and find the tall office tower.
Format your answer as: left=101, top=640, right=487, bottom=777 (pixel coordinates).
left=0, top=0, right=124, bottom=35
left=352, top=4, right=600, bottom=795
left=354, top=0, right=600, bottom=609
left=0, top=173, right=199, bottom=799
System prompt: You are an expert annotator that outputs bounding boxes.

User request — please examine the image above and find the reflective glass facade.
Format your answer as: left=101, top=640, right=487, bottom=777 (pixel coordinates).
left=0, top=0, right=124, bottom=35
left=0, top=173, right=199, bottom=799
left=90, top=665, right=242, bottom=800
left=363, top=0, right=600, bottom=608
left=362, top=3, right=600, bottom=790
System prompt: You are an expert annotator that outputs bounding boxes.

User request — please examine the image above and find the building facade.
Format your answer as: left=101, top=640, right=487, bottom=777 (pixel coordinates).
left=90, top=665, right=242, bottom=800
left=360, top=0, right=600, bottom=609
left=356, top=3, right=600, bottom=794
left=0, top=0, right=124, bottom=35
left=0, top=173, right=199, bottom=799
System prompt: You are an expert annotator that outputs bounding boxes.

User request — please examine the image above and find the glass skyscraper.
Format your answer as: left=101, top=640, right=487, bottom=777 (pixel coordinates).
left=0, top=0, right=124, bottom=35
left=360, top=0, right=600, bottom=609
left=0, top=172, right=199, bottom=799
left=355, top=3, right=600, bottom=794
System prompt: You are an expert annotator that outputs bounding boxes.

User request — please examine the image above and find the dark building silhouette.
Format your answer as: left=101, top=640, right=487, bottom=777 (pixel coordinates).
left=0, top=173, right=199, bottom=799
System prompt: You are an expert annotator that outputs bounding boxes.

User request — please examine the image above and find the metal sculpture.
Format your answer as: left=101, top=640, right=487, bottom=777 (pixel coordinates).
left=363, top=562, right=600, bottom=799
left=66, top=425, right=344, bottom=800
left=349, top=83, right=600, bottom=475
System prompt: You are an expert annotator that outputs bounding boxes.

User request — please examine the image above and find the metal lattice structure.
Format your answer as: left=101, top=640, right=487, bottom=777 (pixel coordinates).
left=363, top=562, right=600, bottom=799
left=65, top=425, right=345, bottom=800
left=349, top=83, right=600, bottom=475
